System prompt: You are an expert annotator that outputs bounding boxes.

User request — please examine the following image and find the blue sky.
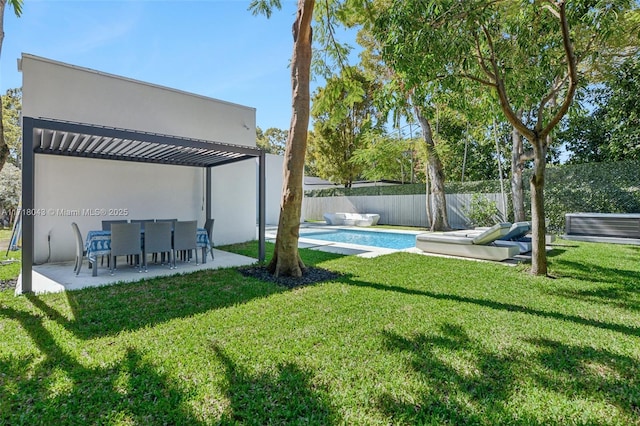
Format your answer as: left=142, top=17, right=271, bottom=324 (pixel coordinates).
left=1, top=0, right=354, bottom=131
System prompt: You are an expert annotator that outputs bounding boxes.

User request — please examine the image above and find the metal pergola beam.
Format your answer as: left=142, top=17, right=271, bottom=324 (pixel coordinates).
left=20, top=117, right=267, bottom=294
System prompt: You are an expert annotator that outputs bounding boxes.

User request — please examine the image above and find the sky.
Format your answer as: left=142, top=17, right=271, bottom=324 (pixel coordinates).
left=1, top=0, right=354, bottom=131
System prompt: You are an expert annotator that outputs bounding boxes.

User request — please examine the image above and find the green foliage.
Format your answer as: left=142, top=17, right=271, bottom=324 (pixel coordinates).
left=309, top=67, right=383, bottom=187
left=463, top=194, right=502, bottom=227
left=0, top=162, right=20, bottom=220
left=2, top=241, right=640, bottom=424
left=256, top=126, right=288, bottom=155
left=2, top=88, right=22, bottom=168
left=350, top=133, right=418, bottom=183
left=543, top=161, right=640, bottom=232
left=559, top=56, right=640, bottom=163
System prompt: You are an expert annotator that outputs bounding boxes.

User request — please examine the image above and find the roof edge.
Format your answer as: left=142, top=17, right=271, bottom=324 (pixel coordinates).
left=20, top=53, right=257, bottom=113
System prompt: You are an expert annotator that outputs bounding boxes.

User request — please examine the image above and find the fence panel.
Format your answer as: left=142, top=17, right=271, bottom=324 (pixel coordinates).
left=302, top=193, right=505, bottom=229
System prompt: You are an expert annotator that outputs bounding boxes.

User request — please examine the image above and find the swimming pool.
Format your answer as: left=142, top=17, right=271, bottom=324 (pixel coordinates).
left=300, top=229, right=417, bottom=250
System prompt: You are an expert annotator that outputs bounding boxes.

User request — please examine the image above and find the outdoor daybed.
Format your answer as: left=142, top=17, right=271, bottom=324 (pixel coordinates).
left=324, top=212, right=380, bottom=226
left=475, top=221, right=533, bottom=254
left=416, top=222, right=520, bottom=261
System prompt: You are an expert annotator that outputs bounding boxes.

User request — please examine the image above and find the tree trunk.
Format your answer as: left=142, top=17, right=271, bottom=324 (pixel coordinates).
left=530, top=137, right=548, bottom=276
left=0, top=2, right=8, bottom=174
left=267, top=0, right=315, bottom=278
left=415, top=106, right=450, bottom=231
left=510, top=123, right=526, bottom=222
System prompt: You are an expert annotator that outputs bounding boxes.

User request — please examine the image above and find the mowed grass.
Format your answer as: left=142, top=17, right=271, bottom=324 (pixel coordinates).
left=1, top=240, right=639, bottom=425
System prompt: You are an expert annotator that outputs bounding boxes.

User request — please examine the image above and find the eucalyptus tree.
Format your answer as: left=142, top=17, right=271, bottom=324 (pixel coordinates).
left=250, top=0, right=315, bottom=277
left=0, top=0, right=23, bottom=174
left=373, top=0, right=635, bottom=275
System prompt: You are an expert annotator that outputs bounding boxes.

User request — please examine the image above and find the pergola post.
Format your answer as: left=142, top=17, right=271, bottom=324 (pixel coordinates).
left=206, top=167, right=212, bottom=221
left=20, top=117, right=35, bottom=294
left=258, top=151, right=266, bottom=263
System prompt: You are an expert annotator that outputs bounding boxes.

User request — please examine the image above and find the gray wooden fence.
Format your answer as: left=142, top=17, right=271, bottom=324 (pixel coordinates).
left=302, top=193, right=506, bottom=229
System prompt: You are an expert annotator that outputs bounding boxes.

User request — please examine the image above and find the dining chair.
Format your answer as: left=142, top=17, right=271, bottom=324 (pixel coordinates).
left=130, top=219, right=155, bottom=231
left=71, top=222, right=87, bottom=276
left=204, top=218, right=215, bottom=260
left=101, top=219, right=128, bottom=231
left=143, top=221, right=173, bottom=271
left=154, top=219, right=177, bottom=262
left=110, top=222, right=142, bottom=275
left=101, top=219, right=128, bottom=267
left=173, top=220, right=198, bottom=268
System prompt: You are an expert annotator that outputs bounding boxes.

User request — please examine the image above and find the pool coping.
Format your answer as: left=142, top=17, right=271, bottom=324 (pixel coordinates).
left=265, top=223, right=424, bottom=258
left=264, top=223, right=531, bottom=265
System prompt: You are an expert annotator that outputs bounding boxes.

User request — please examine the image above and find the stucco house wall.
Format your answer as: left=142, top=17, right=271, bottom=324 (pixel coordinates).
left=21, top=54, right=258, bottom=263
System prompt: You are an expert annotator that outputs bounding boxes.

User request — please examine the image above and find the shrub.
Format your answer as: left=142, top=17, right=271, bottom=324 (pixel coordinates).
left=464, top=194, right=502, bottom=227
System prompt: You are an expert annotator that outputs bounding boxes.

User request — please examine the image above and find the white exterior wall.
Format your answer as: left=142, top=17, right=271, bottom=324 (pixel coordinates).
left=21, top=54, right=258, bottom=263
left=263, top=154, right=284, bottom=225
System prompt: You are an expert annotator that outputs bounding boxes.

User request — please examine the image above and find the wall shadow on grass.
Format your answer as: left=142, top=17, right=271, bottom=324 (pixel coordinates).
left=211, top=342, right=339, bottom=425
left=0, top=304, right=201, bottom=425
left=26, top=268, right=286, bottom=340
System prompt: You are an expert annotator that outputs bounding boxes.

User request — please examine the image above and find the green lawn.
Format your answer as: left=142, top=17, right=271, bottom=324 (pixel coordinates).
left=1, top=240, right=639, bottom=424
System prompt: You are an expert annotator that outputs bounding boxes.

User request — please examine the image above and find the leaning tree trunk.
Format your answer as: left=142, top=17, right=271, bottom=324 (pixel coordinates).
left=510, top=124, right=526, bottom=222
left=415, top=106, right=450, bottom=231
left=267, top=0, right=315, bottom=278
left=530, top=137, right=548, bottom=276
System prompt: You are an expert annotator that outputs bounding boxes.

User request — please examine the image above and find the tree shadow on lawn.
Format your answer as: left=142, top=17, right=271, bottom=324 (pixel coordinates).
left=24, top=268, right=287, bottom=340
left=0, top=304, right=202, bottom=425
left=210, top=342, right=339, bottom=425
left=341, top=277, right=640, bottom=338
left=377, top=324, right=640, bottom=424
left=550, top=258, right=640, bottom=286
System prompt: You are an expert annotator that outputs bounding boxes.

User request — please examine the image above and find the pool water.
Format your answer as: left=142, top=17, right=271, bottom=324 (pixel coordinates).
left=300, top=229, right=416, bottom=250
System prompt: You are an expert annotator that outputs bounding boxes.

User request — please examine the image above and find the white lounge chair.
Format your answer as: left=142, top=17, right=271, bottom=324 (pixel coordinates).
left=323, top=212, right=380, bottom=226
left=416, top=222, right=520, bottom=261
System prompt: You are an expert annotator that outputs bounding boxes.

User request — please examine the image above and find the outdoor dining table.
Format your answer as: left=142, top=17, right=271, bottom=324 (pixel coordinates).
left=84, top=227, right=211, bottom=276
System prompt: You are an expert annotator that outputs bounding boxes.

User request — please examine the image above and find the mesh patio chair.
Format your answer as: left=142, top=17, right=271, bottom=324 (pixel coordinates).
left=71, top=222, right=87, bottom=276
left=130, top=219, right=155, bottom=231
left=101, top=220, right=128, bottom=266
left=204, top=218, right=215, bottom=260
left=142, top=221, right=173, bottom=271
left=154, top=219, right=177, bottom=263
left=110, top=222, right=142, bottom=275
left=173, top=220, right=198, bottom=268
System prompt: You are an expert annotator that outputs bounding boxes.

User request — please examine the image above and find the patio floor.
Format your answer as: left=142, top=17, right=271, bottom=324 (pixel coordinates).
left=17, top=248, right=257, bottom=295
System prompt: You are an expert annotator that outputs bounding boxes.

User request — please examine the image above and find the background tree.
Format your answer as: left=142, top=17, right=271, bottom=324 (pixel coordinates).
left=256, top=126, right=288, bottom=155
left=0, top=162, right=20, bottom=226
left=373, top=0, right=634, bottom=275
left=309, top=66, right=382, bottom=187
left=350, top=132, right=419, bottom=183
left=0, top=0, right=23, bottom=173
left=2, top=88, right=21, bottom=168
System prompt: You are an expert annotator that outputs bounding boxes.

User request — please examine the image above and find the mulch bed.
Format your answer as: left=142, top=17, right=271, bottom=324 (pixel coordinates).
left=239, top=265, right=342, bottom=289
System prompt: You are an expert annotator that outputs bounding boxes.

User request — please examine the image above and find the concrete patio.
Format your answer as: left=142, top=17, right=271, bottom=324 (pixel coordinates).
left=17, top=248, right=257, bottom=295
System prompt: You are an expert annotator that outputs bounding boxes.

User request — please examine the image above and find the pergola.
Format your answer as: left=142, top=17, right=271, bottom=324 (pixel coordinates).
left=20, top=116, right=266, bottom=293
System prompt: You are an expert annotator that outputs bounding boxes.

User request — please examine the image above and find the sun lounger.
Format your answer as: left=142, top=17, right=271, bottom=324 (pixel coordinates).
left=323, top=213, right=380, bottom=226
left=416, top=222, right=520, bottom=261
